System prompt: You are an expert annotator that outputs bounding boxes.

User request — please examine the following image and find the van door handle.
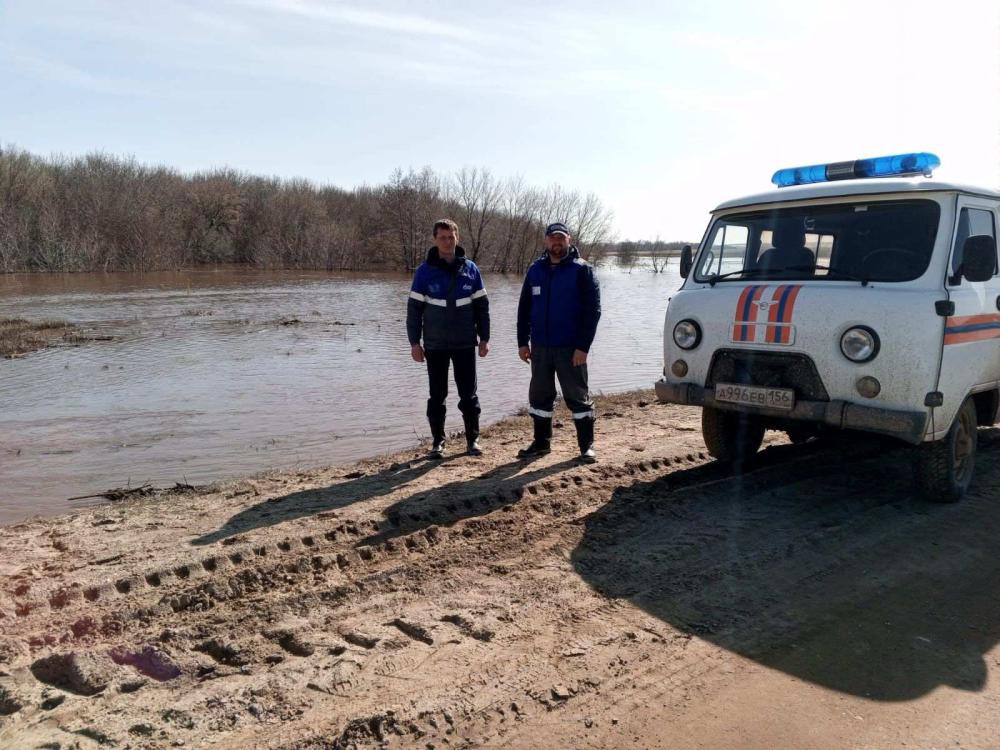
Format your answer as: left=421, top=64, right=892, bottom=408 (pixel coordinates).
left=996, top=295, right=1000, bottom=311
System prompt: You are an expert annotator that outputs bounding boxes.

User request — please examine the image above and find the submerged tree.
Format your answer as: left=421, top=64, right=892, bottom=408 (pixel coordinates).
left=0, top=145, right=628, bottom=274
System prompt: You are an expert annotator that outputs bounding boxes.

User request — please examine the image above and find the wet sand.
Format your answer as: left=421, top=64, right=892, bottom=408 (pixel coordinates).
left=2, top=391, right=1000, bottom=749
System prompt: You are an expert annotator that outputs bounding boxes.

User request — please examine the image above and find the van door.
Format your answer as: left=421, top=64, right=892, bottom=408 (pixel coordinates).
left=935, top=197, right=1000, bottom=437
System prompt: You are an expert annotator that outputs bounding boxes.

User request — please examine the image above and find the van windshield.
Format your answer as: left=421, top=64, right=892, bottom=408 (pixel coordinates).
left=693, top=199, right=941, bottom=283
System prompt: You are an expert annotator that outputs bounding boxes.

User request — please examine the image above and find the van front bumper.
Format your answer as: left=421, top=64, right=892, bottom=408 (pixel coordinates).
left=654, top=379, right=928, bottom=444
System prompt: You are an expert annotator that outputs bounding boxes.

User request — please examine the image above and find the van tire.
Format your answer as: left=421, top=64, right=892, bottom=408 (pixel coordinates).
left=916, top=398, right=978, bottom=503
left=702, top=407, right=765, bottom=466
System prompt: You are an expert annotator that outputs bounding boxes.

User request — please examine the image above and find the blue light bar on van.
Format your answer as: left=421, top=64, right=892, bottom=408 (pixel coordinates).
left=771, top=152, right=941, bottom=188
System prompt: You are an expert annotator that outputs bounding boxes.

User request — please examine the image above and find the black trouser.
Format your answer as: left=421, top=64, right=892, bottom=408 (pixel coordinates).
left=527, top=345, right=594, bottom=420
left=425, top=347, right=480, bottom=440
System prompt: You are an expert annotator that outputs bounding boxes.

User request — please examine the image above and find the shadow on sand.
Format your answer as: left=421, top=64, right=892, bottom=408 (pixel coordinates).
left=572, top=429, right=1000, bottom=701
left=193, top=451, right=578, bottom=548
left=359, top=457, right=580, bottom=547
left=191, top=455, right=450, bottom=546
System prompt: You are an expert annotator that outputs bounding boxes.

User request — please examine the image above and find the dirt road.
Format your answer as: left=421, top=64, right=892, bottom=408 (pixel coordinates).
left=2, top=392, right=999, bottom=749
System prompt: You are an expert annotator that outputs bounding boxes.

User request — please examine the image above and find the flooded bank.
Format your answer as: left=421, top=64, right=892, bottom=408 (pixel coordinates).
left=0, top=263, right=681, bottom=524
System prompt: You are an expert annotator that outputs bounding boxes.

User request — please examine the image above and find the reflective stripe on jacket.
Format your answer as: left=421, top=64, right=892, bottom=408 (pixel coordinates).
left=407, top=246, right=490, bottom=350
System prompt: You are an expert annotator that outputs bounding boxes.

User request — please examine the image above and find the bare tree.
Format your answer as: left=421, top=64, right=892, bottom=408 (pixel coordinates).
left=0, top=145, right=640, bottom=275
left=616, top=240, right=639, bottom=270
left=489, top=176, right=547, bottom=274
left=570, top=191, right=614, bottom=258
left=491, top=176, right=526, bottom=273
left=649, top=237, right=668, bottom=273
left=182, top=169, right=245, bottom=265
left=540, top=184, right=577, bottom=230
left=451, top=167, right=503, bottom=262
left=379, top=167, right=442, bottom=271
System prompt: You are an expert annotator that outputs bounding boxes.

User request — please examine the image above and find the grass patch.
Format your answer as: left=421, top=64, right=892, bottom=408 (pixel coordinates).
left=0, top=317, right=76, bottom=358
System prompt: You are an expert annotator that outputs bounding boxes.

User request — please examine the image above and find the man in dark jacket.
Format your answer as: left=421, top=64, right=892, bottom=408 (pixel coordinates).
left=407, top=219, right=490, bottom=458
left=516, top=222, right=601, bottom=463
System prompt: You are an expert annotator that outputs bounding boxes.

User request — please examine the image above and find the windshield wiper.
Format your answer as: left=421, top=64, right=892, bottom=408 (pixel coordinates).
left=706, top=268, right=765, bottom=286
left=707, top=264, right=870, bottom=286
left=783, top=264, right=870, bottom=286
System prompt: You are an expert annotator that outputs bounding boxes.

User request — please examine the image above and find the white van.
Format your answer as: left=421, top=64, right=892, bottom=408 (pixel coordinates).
left=655, top=153, right=1000, bottom=502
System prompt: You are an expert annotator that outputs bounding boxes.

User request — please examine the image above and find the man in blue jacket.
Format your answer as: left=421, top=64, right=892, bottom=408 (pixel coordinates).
left=407, top=219, right=490, bottom=458
left=516, top=222, right=601, bottom=463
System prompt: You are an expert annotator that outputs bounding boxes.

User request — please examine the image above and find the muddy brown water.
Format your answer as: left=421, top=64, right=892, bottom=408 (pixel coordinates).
left=0, top=262, right=682, bottom=524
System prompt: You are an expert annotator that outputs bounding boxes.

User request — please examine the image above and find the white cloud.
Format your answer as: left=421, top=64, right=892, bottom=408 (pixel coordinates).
left=238, top=0, right=474, bottom=40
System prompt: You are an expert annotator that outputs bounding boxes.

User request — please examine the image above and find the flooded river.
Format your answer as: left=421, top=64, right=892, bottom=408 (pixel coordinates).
left=0, top=263, right=682, bottom=524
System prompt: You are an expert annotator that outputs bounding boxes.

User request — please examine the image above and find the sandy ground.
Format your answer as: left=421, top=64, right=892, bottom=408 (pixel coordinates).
left=2, top=390, right=1000, bottom=749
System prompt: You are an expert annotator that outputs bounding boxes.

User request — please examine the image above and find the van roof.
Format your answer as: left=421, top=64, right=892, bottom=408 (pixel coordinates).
left=715, top=177, right=1000, bottom=212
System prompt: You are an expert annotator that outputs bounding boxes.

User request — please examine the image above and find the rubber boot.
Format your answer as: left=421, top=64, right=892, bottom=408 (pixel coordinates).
left=518, top=416, right=552, bottom=459
left=575, top=416, right=597, bottom=463
left=464, top=414, right=482, bottom=456
left=428, top=417, right=446, bottom=459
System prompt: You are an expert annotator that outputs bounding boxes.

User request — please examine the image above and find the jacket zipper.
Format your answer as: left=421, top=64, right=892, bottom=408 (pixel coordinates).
left=447, top=262, right=458, bottom=346
left=545, top=262, right=554, bottom=345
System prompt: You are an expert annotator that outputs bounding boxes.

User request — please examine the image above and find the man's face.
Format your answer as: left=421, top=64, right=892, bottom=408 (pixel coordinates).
left=434, top=229, right=458, bottom=261
left=544, top=232, right=570, bottom=263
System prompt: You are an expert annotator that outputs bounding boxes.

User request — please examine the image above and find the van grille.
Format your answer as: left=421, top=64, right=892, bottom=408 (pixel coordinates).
left=706, top=349, right=829, bottom=401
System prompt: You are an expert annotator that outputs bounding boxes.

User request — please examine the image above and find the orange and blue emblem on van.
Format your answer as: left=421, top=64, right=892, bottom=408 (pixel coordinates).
left=732, top=285, right=803, bottom=345
left=733, top=286, right=767, bottom=342
left=944, top=313, right=1000, bottom=345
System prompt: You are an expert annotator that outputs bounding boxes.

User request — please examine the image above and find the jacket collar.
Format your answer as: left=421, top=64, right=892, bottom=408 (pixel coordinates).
left=537, top=245, right=581, bottom=266
left=427, top=245, right=467, bottom=268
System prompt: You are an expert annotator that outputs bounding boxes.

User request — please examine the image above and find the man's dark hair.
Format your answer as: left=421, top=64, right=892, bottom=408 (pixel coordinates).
left=433, top=219, right=460, bottom=237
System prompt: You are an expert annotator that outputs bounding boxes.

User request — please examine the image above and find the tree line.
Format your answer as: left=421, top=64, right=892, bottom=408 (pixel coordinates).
left=0, top=145, right=688, bottom=275
left=613, top=239, right=693, bottom=272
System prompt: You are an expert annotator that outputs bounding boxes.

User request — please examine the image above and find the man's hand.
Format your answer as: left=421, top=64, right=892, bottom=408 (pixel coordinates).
left=572, top=349, right=588, bottom=367
left=478, top=340, right=490, bottom=358
left=410, top=344, right=425, bottom=363
left=518, top=345, right=531, bottom=363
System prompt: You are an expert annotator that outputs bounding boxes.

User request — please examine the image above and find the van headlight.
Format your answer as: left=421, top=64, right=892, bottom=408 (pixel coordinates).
left=673, top=320, right=701, bottom=350
left=840, top=327, right=879, bottom=363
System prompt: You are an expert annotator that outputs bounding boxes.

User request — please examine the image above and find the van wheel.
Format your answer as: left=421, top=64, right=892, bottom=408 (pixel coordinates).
left=916, top=398, right=978, bottom=503
left=702, top=407, right=765, bottom=466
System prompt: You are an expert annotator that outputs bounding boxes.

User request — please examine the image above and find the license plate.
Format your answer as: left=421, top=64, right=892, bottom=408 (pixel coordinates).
left=714, top=383, right=795, bottom=411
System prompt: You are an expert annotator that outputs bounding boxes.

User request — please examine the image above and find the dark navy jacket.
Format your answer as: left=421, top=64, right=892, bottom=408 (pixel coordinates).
left=516, top=246, right=601, bottom=352
left=407, top=246, right=490, bottom=351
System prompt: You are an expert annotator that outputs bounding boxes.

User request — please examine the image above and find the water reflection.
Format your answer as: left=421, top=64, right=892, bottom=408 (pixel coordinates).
left=0, top=262, right=682, bottom=524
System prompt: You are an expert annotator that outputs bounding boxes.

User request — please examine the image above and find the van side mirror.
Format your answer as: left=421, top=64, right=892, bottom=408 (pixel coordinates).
left=679, top=245, right=693, bottom=279
left=961, top=235, right=997, bottom=283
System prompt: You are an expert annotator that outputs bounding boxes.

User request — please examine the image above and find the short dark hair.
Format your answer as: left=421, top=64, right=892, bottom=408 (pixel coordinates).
left=433, top=219, right=459, bottom=237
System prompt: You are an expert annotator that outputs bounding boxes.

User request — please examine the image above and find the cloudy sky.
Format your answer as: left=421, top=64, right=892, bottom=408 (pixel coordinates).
left=1, top=0, right=998, bottom=240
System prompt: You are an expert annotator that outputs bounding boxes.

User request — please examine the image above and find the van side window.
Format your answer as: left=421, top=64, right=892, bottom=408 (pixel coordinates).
left=699, top=223, right=749, bottom=277
left=952, top=207, right=997, bottom=279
